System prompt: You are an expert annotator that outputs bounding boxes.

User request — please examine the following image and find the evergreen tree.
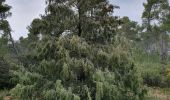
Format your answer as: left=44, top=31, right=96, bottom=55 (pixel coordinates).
left=31, top=0, right=120, bottom=43
left=11, top=36, right=146, bottom=100
left=118, top=16, right=141, bottom=41
left=142, top=0, right=170, bottom=63
left=10, top=1, right=146, bottom=100
left=0, top=0, right=11, bottom=19
left=0, top=0, right=153, bottom=100
left=0, top=0, right=12, bottom=88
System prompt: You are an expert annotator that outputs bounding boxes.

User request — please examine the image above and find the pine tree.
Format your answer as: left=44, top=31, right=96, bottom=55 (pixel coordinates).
left=10, top=0, right=146, bottom=100
left=0, top=0, right=12, bottom=88
left=118, top=16, right=141, bottom=41
left=11, top=35, right=146, bottom=100
left=30, top=0, right=120, bottom=43
left=142, top=0, right=170, bottom=63
left=0, top=0, right=11, bottom=19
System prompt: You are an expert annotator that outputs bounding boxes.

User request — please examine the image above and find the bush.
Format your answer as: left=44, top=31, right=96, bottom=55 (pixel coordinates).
left=136, top=56, right=170, bottom=87
left=0, top=57, right=10, bottom=89
left=0, top=89, right=10, bottom=100
left=11, top=36, right=146, bottom=100
left=138, top=62, right=162, bottom=87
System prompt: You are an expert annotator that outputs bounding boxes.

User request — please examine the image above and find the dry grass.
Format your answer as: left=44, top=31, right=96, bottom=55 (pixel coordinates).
left=0, top=90, right=17, bottom=100
left=1, top=96, right=17, bottom=100
left=3, top=96, right=11, bottom=100
left=1, top=87, right=170, bottom=100
left=146, top=87, right=170, bottom=100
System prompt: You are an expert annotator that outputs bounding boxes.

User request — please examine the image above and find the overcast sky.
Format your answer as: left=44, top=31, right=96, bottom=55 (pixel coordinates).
left=6, top=0, right=46, bottom=40
left=6, top=0, right=168, bottom=40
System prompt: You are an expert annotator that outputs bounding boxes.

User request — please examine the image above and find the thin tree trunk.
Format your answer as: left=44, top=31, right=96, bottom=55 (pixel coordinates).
left=78, top=6, right=82, bottom=37
left=8, top=31, right=18, bottom=55
left=160, top=32, right=168, bottom=64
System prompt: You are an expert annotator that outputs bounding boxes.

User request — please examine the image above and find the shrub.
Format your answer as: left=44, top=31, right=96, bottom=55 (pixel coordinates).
left=11, top=36, right=146, bottom=100
left=0, top=57, right=10, bottom=89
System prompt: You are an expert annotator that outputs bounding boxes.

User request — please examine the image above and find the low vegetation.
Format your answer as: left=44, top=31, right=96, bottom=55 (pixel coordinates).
left=1, top=0, right=170, bottom=100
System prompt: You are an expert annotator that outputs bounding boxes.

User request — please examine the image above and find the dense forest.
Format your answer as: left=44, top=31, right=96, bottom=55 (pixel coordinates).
left=1, top=0, right=170, bottom=100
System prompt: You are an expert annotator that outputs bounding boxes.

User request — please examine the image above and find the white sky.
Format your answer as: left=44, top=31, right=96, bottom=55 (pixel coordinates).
left=6, top=0, right=169, bottom=40
left=6, top=0, right=46, bottom=40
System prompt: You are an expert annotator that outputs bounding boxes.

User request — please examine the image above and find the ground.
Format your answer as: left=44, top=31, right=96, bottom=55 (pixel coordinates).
left=146, top=87, right=170, bottom=100
left=1, top=87, right=170, bottom=100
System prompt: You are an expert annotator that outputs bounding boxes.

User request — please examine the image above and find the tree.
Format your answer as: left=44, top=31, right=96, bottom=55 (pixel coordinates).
left=0, top=0, right=11, bottom=19
left=31, top=0, right=120, bottom=43
left=10, top=0, right=146, bottom=100
left=0, top=57, right=10, bottom=88
left=118, top=16, right=141, bottom=41
left=142, top=0, right=170, bottom=63
left=0, top=0, right=13, bottom=88
left=11, top=36, right=146, bottom=100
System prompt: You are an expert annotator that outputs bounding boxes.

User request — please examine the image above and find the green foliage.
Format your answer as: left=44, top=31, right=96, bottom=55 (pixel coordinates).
left=118, top=17, right=141, bottom=41
left=11, top=36, right=145, bottom=100
left=0, top=0, right=11, bottom=19
left=0, top=89, right=9, bottom=100
left=0, top=0, right=159, bottom=99
left=0, top=57, right=10, bottom=88
left=138, top=62, right=162, bottom=87
left=134, top=48, right=170, bottom=87
left=141, top=0, right=170, bottom=63
left=29, top=0, right=120, bottom=44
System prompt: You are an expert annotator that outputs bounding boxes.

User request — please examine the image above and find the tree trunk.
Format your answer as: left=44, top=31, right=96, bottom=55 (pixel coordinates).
left=8, top=31, right=19, bottom=55
left=160, top=32, right=168, bottom=64
left=77, top=4, right=82, bottom=37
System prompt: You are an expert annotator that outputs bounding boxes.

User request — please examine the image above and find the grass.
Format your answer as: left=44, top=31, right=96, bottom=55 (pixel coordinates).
left=134, top=50, right=170, bottom=100
left=146, top=87, right=170, bottom=100
left=0, top=89, right=9, bottom=100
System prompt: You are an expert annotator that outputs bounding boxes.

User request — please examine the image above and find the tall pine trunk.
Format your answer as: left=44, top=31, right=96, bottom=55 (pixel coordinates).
left=77, top=4, right=82, bottom=37
left=160, top=32, right=168, bottom=64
